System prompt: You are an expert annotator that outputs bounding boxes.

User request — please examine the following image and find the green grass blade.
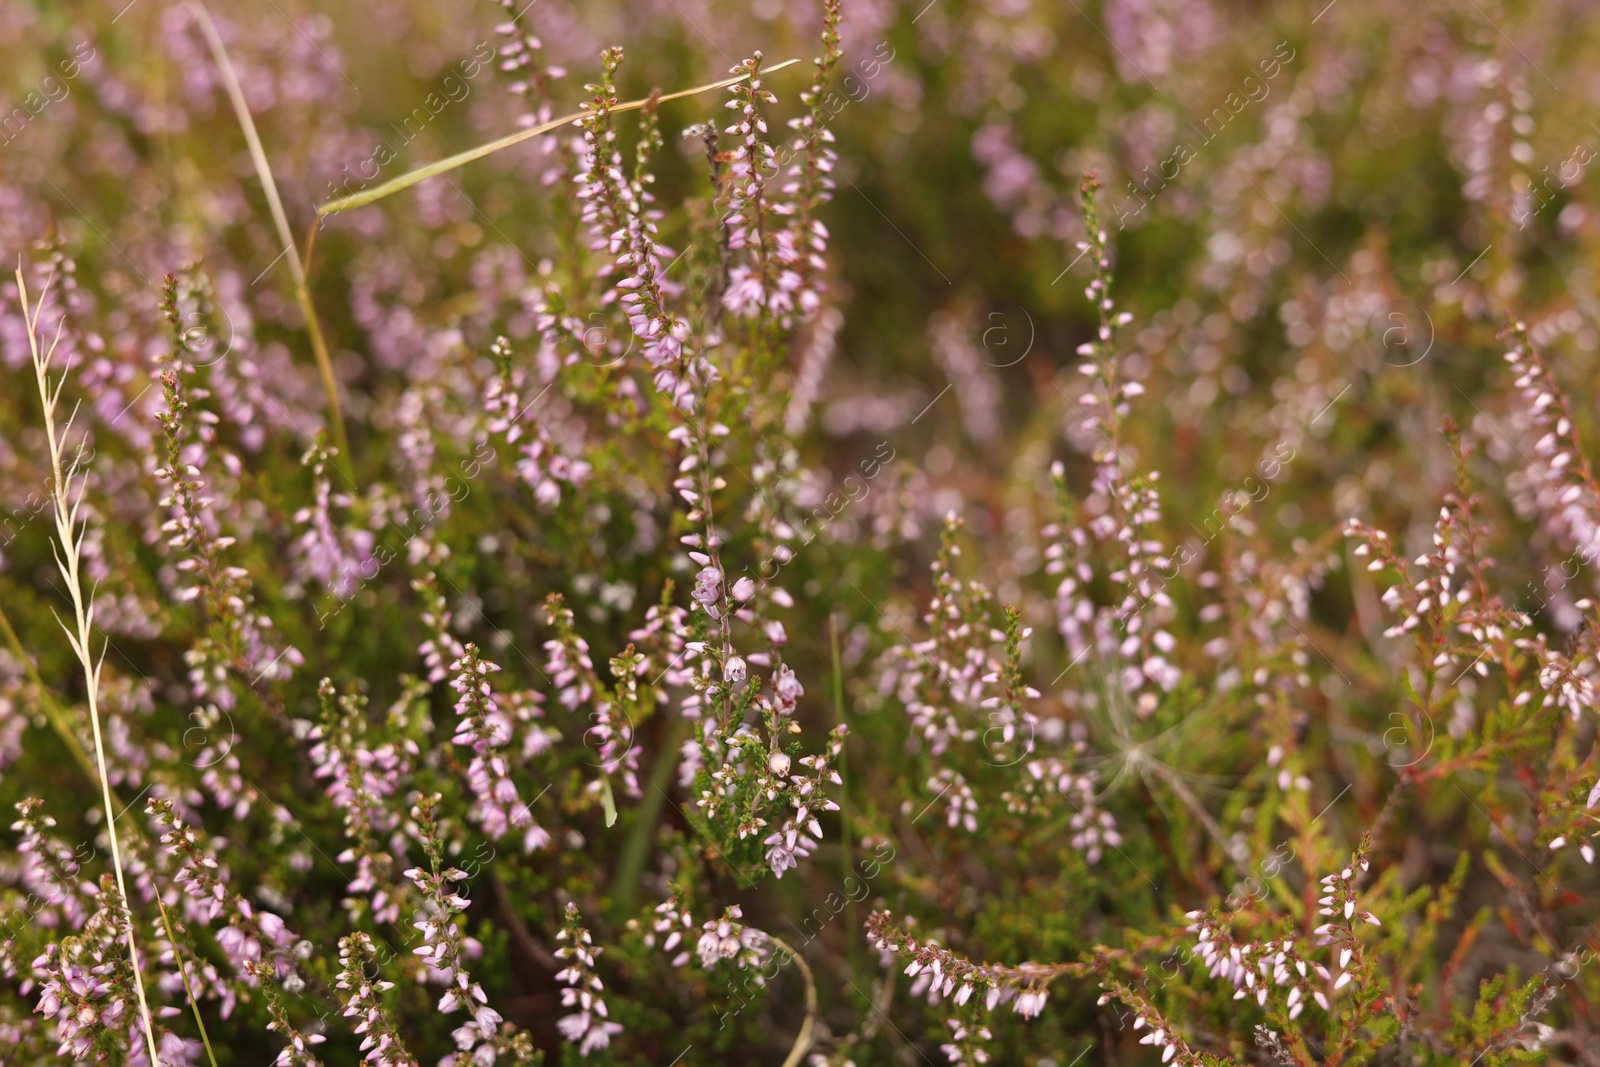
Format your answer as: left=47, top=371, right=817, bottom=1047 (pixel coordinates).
left=316, top=59, right=800, bottom=217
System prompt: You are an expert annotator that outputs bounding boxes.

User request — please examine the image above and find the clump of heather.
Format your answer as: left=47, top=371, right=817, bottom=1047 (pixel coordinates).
left=7, top=0, right=1600, bottom=1064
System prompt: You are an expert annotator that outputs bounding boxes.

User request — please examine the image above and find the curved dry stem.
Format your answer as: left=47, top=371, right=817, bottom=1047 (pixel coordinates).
left=767, top=934, right=819, bottom=1067
left=185, top=2, right=352, bottom=484
left=16, top=265, right=162, bottom=1066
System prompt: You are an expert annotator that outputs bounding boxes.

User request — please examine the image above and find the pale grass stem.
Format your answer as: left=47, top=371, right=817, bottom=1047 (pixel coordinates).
left=184, top=2, right=353, bottom=484
left=17, top=266, right=162, bottom=1065
left=765, top=933, right=819, bottom=1067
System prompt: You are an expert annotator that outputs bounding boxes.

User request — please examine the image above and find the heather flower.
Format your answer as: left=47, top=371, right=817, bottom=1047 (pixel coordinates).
left=693, top=905, right=773, bottom=973
left=146, top=797, right=298, bottom=979
left=1041, top=180, right=1176, bottom=705
left=10, top=798, right=92, bottom=932
left=415, top=573, right=467, bottom=684
left=34, top=939, right=124, bottom=1062
left=490, top=0, right=565, bottom=125
left=978, top=607, right=1040, bottom=763
left=761, top=815, right=818, bottom=877
left=695, top=658, right=841, bottom=878
left=875, top=517, right=1000, bottom=758
left=449, top=644, right=549, bottom=851
left=483, top=335, right=591, bottom=505
left=1096, top=985, right=1207, bottom=1067
left=153, top=281, right=300, bottom=711
left=544, top=593, right=599, bottom=710
left=245, top=961, right=327, bottom=1067
left=1312, top=839, right=1382, bottom=996
left=720, top=53, right=787, bottom=319
left=0, top=651, right=27, bottom=777
left=1504, top=326, right=1600, bottom=572
left=1001, top=759, right=1121, bottom=864
left=648, top=893, right=696, bottom=968
left=553, top=902, right=623, bottom=1055
left=672, top=425, right=842, bottom=877
left=627, top=593, right=691, bottom=690
left=1549, top=778, right=1600, bottom=864
left=305, top=679, right=414, bottom=924
left=929, top=310, right=1003, bottom=444
left=1186, top=913, right=1330, bottom=1016
left=31, top=876, right=180, bottom=1066
left=866, top=911, right=1078, bottom=1019
left=926, top=768, right=978, bottom=834
left=404, top=794, right=518, bottom=1066
left=544, top=594, right=643, bottom=808
left=335, top=933, right=418, bottom=1067
left=773, top=0, right=842, bottom=322
left=938, top=1018, right=992, bottom=1066
left=574, top=48, right=710, bottom=409
left=292, top=435, right=375, bottom=602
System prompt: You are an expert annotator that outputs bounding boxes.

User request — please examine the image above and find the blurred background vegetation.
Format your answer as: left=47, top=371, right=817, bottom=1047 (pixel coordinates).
left=4, top=0, right=1600, bottom=1063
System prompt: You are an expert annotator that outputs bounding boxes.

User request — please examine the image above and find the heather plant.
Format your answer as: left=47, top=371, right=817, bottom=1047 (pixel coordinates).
left=4, top=0, right=1600, bottom=1064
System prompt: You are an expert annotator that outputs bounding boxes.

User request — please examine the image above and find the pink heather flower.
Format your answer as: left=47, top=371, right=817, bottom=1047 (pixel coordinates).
left=693, top=906, right=773, bottom=974
left=720, top=53, right=784, bottom=319
left=305, top=678, right=414, bottom=924
left=648, top=894, right=696, bottom=968
left=490, top=0, right=567, bottom=127
left=546, top=595, right=642, bottom=798
left=483, top=335, right=592, bottom=506
left=34, top=942, right=120, bottom=1062
left=404, top=802, right=495, bottom=1018
left=415, top=573, right=467, bottom=684
left=10, top=798, right=92, bottom=931
left=449, top=644, right=549, bottom=852
left=866, top=911, right=1074, bottom=1022
left=292, top=436, right=375, bottom=602
left=574, top=47, right=711, bottom=409
left=151, top=315, right=301, bottom=712
left=147, top=798, right=297, bottom=980
left=244, top=959, right=327, bottom=1067
left=554, top=902, right=623, bottom=1055
left=1187, top=911, right=1329, bottom=1019
left=335, top=933, right=419, bottom=1067
left=773, top=0, right=841, bottom=323
left=761, top=815, right=817, bottom=877
left=928, top=768, right=979, bottom=834
left=1002, top=759, right=1120, bottom=864
left=1038, top=185, right=1177, bottom=706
